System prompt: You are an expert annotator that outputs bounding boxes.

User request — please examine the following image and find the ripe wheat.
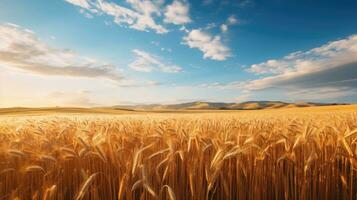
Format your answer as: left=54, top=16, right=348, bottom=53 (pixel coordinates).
left=0, top=111, right=356, bottom=199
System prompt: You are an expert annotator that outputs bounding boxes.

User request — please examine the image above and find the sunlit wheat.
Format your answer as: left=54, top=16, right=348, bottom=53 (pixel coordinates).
left=0, top=109, right=356, bottom=199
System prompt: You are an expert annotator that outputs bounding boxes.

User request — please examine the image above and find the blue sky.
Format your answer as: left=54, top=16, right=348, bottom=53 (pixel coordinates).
left=0, top=0, right=357, bottom=107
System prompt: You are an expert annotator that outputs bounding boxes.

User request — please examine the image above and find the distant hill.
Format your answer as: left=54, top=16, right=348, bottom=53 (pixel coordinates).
left=111, top=101, right=347, bottom=111
left=0, top=102, right=352, bottom=115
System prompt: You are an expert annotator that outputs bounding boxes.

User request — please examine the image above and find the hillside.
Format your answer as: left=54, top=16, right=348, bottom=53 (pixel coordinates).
left=112, top=101, right=346, bottom=111
left=0, top=101, right=348, bottom=116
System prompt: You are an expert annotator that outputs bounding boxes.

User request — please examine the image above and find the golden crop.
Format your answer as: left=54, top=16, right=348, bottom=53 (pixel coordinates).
left=0, top=109, right=357, bottom=200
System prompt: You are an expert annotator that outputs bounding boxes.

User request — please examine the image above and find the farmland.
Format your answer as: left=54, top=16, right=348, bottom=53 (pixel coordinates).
left=0, top=105, right=357, bottom=199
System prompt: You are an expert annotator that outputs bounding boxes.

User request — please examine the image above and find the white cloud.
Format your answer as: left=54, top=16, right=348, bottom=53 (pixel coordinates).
left=249, top=35, right=357, bottom=76
left=65, top=0, right=92, bottom=9
left=199, top=35, right=357, bottom=101
left=220, top=24, right=228, bottom=33
left=286, top=87, right=355, bottom=101
left=129, top=49, right=182, bottom=73
left=205, top=23, right=217, bottom=30
left=245, top=35, right=357, bottom=91
left=65, top=0, right=168, bottom=34
left=227, top=15, right=238, bottom=25
left=6, top=23, right=20, bottom=28
left=249, top=59, right=292, bottom=75
left=164, top=0, right=192, bottom=25
left=220, top=15, right=239, bottom=33
left=183, top=29, right=230, bottom=61
left=198, top=81, right=245, bottom=89
left=0, top=23, right=124, bottom=83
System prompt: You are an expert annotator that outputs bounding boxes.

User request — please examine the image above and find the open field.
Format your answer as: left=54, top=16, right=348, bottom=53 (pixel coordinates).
left=1, top=105, right=357, bottom=199
left=0, top=104, right=355, bottom=116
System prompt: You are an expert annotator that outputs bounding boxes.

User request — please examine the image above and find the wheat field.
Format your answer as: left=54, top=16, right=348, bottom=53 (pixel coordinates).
left=0, top=106, right=357, bottom=200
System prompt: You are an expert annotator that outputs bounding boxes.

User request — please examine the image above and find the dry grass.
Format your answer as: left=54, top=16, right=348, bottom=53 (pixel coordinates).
left=0, top=106, right=357, bottom=199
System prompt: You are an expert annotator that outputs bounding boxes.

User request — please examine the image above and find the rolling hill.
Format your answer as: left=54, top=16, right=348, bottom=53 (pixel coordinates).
left=111, top=101, right=346, bottom=111
left=0, top=101, right=348, bottom=115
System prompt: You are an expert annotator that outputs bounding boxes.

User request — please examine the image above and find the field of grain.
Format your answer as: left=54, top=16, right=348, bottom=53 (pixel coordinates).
left=1, top=105, right=357, bottom=200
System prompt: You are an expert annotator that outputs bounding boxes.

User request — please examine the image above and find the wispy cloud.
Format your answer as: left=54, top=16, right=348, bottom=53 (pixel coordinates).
left=47, top=90, right=98, bottom=107
left=164, top=0, right=192, bottom=25
left=183, top=29, right=230, bottom=61
left=286, top=87, right=356, bottom=101
left=245, top=35, right=357, bottom=90
left=227, top=15, right=238, bottom=24
left=204, top=23, right=217, bottom=30
left=0, top=23, right=124, bottom=83
left=220, top=15, right=239, bottom=33
left=65, top=0, right=93, bottom=10
left=64, top=0, right=167, bottom=33
left=198, top=81, right=245, bottom=89
left=98, top=0, right=168, bottom=34
left=129, top=49, right=182, bottom=73
left=199, top=34, right=357, bottom=101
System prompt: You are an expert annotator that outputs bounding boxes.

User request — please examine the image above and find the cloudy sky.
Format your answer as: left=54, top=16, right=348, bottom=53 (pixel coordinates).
left=1, top=0, right=357, bottom=107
